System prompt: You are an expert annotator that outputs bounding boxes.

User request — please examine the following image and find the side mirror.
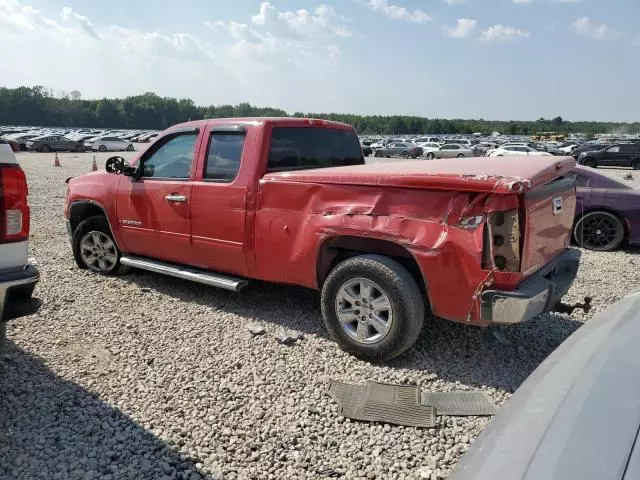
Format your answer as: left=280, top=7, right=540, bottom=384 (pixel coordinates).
left=105, top=156, right=137, bottom=178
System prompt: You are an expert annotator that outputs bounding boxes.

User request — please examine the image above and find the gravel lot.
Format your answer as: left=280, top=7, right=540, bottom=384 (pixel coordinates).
left=2, top=151, right=640, bottom=479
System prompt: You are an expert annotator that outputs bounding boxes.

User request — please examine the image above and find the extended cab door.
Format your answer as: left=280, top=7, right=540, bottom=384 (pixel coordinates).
left=115, top=128, right=201, bottom=265
left=189, top=125, right=250, bottom=276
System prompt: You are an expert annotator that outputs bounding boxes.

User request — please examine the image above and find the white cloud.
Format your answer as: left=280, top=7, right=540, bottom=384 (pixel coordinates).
left=480, top=24, right=530, bottom=41
left=366, top=0, right=431, bottom=23
left=571, top=17, right=618, bottom=40
left=250, top=2, right=351, bottom=39
left=0, top=0, right=60, bottom=32
left=61, top=6, right=98, bottom=38
left=444, top=18, right=476, bottom=39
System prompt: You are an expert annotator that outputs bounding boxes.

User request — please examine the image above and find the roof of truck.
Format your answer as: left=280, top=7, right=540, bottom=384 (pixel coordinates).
left=171, top=117, right=353, bottom=131
left=263, top=157, right=577, bottom=194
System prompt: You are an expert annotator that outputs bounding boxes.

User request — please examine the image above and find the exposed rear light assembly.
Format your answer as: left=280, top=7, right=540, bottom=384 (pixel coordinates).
left=0, top=164, right=30, bottom=244
left=482, top=209, right=521, bottom=272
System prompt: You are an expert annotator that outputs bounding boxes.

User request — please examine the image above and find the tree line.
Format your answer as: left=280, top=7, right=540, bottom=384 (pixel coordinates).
left=1, top=86, right=638, bottom=137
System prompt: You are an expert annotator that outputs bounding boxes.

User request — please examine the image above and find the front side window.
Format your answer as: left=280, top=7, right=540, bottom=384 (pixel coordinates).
left=267, top=127, right=364, bottom=173
left=606, top=146, right=620, bottom=153
left=141, top=132, right=198, bottom=179
left=205, top=132, right=245, bottom=182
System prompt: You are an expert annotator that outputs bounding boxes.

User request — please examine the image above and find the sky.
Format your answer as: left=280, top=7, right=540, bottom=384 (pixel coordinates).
left=1, top=0, right=639, bottom=122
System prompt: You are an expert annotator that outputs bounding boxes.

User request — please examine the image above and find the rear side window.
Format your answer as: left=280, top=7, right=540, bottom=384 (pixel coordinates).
left=267, top=127, right=364, bottom=173
left=205, top=132, right=245, bottom=182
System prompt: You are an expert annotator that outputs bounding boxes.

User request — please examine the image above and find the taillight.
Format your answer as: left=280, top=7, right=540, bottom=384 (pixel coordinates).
left=0, top=165, right=30, bottom=243
left=486, top=209, right=520, bottom=272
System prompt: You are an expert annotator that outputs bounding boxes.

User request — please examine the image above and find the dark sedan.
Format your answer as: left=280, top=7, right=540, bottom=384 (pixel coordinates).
left=26, top=135, right=85, bottom=153
left=569, top=166, right=640, bottom=251
left=373, top=142, right=422, bottom=158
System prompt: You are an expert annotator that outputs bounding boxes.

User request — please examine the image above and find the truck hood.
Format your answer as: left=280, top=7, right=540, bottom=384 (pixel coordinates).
left=262, top=156, right=576, bottom=194
left=450, top=289, right=640, bottom=480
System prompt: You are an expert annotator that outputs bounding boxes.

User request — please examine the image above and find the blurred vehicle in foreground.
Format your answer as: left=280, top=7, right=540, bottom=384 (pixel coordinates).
left=450, top=288, right=640, bottom=480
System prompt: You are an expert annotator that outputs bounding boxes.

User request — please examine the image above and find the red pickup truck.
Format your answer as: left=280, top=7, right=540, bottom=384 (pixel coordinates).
left=64, top=118, right=581, bottom=361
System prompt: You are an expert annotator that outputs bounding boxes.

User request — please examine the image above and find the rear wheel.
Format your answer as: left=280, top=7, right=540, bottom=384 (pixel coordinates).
left=40, top=144, right=51, bottom=153
left=456, top=153, right=465, bottom=158
left=401, top=151, right=409, bottom=158
left=374, top=151, right=382, bottom=158
left=75, top=144, right=84, bottom=153
left=574, top=211, right=625, bottom=252
left=0, top=321, right=5, bottom=361
left=127, top=144, right=135, bottom=152
left=98, top=145, right=107, bottom=152
left=72, top=216, right=129, bottom=275
left=583, top=157, right=597, bottom=168
left=321, top=255, right=425, bottom=362
left=632, top=159, right=640, bottom=170
left=426, top=152, right=435, bottom=160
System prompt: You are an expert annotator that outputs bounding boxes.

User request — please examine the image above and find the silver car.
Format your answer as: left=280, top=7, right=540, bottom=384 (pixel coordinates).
left=450, top=289, right=640, bottom=480
left=425, top=144, right=473, bottom=159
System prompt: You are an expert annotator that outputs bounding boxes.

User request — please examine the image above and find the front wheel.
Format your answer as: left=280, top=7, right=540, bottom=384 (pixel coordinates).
left=583, top=158, right=597, bottom=168
left=40, top=144, right=51, bottom=153
left=574, top=211, right=625, bottom=252
left=456, top=153, right=465, bottom=158
left=374, top=151, right=382, bottom=158
left=426, top=152, right=435, bottom=159
left=75, top=144, right=84, bottom=153
left=400, top=151, right=409, bottom=158
left=72, top=216, right=129, bottom=275
left=98, top=145, right=107, bottom=152
left=321, top=255, right=425, bottom=362
left=126, top=144, right=135, bottom=152
left=632, top=159, right=640, bottom=170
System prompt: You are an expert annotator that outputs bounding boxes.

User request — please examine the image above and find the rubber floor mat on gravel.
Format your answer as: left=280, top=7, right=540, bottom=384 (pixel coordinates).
left=329, top=381, right=436, bottom=428
left=420, top=391, right=497, bottom=416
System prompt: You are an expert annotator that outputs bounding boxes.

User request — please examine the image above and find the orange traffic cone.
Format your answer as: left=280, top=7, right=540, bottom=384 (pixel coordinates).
left=91, top=155, right=97, bottom=172
left=54, top=153, right=61, bottom=167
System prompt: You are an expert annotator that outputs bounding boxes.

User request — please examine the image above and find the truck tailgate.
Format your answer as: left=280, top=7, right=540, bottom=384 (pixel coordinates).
left=520, top=177, right=577, bottom=278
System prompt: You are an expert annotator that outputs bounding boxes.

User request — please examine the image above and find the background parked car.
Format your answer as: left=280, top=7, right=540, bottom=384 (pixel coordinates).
left=568, top=166, right=640, bottom=251
left=425, top=144, right=473, bottom=159
left=571, top=143, right=610, bottom=159
left=26, top=135, right=85, bottom=152
left=373, top=142, right=422, bottom=158
left=85, top=136, right=135, bottom=152
left=361, top=144, right=372, bottom=156
left=489, top=146, right=552, bottom=157
left=578, top=144, right=640, bottom=170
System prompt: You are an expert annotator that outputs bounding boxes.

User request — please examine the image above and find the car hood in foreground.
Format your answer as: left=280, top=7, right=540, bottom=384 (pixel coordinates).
left=262, top=156, right=576, bottom=194
left=450, top=290, right=640, bottom=480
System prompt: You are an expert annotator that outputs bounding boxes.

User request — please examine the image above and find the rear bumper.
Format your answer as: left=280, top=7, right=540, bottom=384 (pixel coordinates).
left=0, top=263, right=40, bottom=320
left=481, top=248, right=581, bottom=324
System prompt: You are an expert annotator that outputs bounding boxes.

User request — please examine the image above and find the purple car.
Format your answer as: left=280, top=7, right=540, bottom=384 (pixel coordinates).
left=570, top=166, right=640, bottom=251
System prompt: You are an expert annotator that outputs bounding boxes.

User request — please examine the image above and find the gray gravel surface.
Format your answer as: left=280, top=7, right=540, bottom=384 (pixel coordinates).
left=2, top=151, right=639, bottom=479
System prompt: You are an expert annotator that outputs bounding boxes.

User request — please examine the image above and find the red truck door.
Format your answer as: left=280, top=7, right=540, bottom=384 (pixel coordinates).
left=115, top=129, right=201, bottom=265
left=189, top=125, right=250, bottom=276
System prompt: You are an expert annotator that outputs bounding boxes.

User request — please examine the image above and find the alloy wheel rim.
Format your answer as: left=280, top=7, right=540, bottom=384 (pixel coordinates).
left=335, top=277, right=393, bottom=345
left=80, top=231, right=118, bottom=272
left=578, top=215, right=620, bottom=250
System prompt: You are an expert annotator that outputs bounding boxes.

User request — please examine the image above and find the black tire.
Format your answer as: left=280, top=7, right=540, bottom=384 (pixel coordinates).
left=75, top=144, right=84, bottom=153
left=0, top=321, right=5, bottom=361
left=40, top=144, right=51, bottom=153
left=632, top=159, right=640, bottom=170
left=98, top=145, right=107, bottom=152
left=321, top=254, right=425, bottom=362
left=72, top=215, right=129, bottom=275
left=9, top=283, right=36, bottom=300
left=426, top=152, right=435, bottom=160
left=457, top=153, right=465, bottom=158
left=573, top=211, right=625, bottom=252
left=401, top=151, right=409, bottom=158
left=583, top=157, right=597, bottom=168
left=374, top=151, right=382, bottom=158
left=127, top=144, right=135, bottom=152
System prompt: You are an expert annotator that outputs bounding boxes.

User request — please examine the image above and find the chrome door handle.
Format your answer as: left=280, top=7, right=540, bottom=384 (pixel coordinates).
left=165, top=194, right=187, bottom=203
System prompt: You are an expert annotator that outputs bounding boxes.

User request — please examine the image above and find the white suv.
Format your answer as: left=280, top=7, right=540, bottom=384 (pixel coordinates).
left=0, top=141, right=39, bottom=352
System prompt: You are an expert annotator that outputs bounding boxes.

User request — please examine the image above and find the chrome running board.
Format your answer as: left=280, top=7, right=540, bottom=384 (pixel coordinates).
left=120, top=255, right=248, bottom=292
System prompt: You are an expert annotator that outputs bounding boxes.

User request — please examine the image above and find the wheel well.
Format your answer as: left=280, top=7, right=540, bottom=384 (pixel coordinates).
left=69, top=202, right=107, bottom=233
left=575, top=209, right=628, bottom=240
left=316, top=236, right=427, bottom=296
